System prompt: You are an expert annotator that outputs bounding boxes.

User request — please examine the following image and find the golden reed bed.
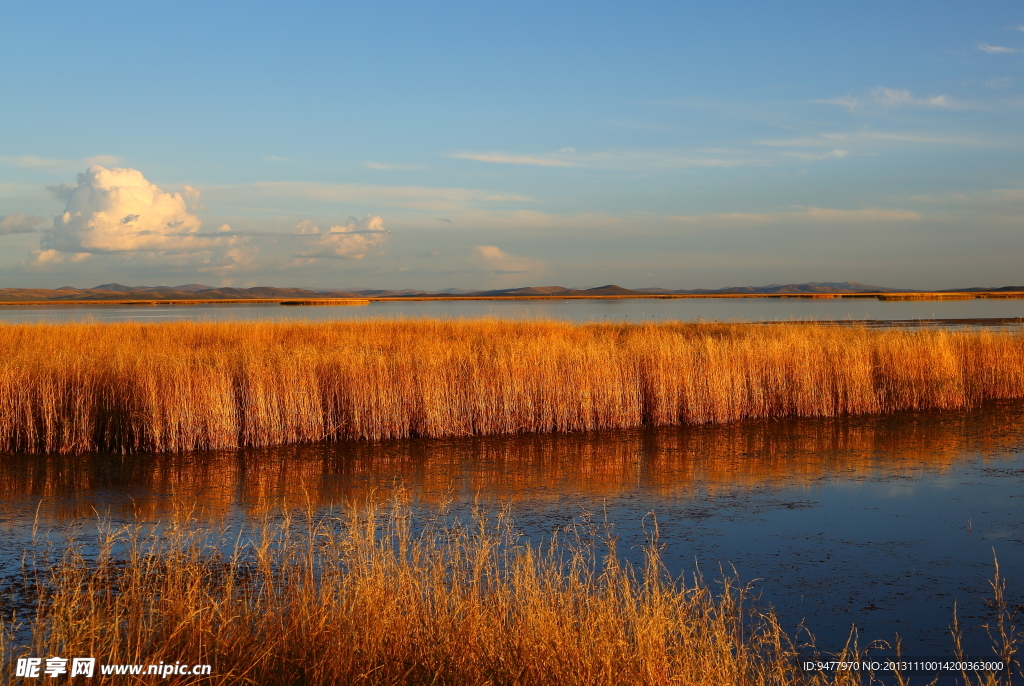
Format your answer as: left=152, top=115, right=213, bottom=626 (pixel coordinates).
left=1, top=319, right=1023, bottom=453
left=4, top=497, right=1016, bottom=685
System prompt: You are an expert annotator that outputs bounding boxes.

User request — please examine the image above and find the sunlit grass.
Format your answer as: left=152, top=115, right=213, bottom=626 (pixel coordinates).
left=0, top=496, right=828, bottom=685
left=2, top=495, right=1018, bottom=685
left=0, top=319, right=1022, bottom=453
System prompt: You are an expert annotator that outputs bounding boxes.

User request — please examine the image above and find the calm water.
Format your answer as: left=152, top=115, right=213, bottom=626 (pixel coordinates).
left=2, top=403, right=1023, bottom=672
left=1, top=296, right=1024, bottom=324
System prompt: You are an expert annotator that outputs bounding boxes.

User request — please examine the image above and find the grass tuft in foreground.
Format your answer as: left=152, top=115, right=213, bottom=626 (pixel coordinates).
left=2, top=497, right=1018, bottom=685
left=0, top=497, right=844, bottom=685
left=1, top=319, right=1024, bottom=453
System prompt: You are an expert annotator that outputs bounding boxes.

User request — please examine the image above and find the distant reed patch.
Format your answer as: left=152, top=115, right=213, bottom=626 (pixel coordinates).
left=0, top=319, right=1022, bottom=453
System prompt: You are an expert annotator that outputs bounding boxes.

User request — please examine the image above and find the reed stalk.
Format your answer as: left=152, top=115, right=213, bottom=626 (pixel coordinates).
left=0, top=320, right=1022, bottom=454
left=2, top=496, right=859, bottom=685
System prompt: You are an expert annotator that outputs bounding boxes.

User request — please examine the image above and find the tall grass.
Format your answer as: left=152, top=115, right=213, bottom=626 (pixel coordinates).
left=1, top=496, right=849, bottom=686
left=1, top=319, right=1023, bottom=453
left=4, top=496, right=1017, bottom=685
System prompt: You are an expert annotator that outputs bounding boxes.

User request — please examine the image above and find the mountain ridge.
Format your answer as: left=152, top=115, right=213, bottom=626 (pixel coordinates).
left=0, top=281, right=1017, bottom=302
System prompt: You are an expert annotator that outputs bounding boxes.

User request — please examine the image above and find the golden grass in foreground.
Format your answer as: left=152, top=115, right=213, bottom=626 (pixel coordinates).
left=2, top=498, right=1017, bottom=685
left=2, top=319, right=1024, bottom=453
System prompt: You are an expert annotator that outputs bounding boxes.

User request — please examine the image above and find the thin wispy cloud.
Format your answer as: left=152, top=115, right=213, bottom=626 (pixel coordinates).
left=816, top=88, right=968, bottom=112
left=206, top=181, right=533, bottom=213
left=815, top=96, right=860, bottom=111
left=0, top=154, right=122, bottom=174
left=781, top=150, right=849, bottom=161
left=985, top=77, right=1013, bottom=89
left=448, top=152, right=580, bottom=167
left=450, top=149, right=762, bottom=171
left=980, top=44, right=1018, bottom=53
left=672, top=206, right=922, bottom=224
left=364, top=162, right=425, bottom=170
left=870, top=88, right=964, bottom=109
left=978, top=43, right=1020, bottom=54
left=758, top=131, right=988, bottom=149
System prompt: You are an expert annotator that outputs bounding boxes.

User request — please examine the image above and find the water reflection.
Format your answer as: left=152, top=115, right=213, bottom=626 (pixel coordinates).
left=2, top=402, right=1021, bottom=523
left=2, top=403, right=1023, bottom=662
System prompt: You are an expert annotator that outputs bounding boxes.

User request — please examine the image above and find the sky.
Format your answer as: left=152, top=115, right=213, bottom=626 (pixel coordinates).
left=0, top=0, right=1022, bottom=291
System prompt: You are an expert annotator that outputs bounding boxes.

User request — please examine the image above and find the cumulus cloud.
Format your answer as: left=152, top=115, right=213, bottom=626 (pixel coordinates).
left=0, top=212, right=46, bottom=235
left=473, top=245, right=545, bottom=273
left=15, top=165, right=390, bottom=277
left=42, top=165, right=207, bottom=254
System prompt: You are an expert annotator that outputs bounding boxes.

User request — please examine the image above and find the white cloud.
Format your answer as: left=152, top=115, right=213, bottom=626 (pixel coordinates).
left=291, top=215, right=389, bottom=259
left=42, top=165, right=208, bottom=254
left=0, top=212, right=46, bottom=235
left=473, top=245, right=545, bottom=273
left=979, top=43, right=1020, bottom=54
left=15, top=165, right=391, bottom=276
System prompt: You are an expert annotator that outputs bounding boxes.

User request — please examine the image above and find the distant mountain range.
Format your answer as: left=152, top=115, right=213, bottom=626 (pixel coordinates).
left=0, top=281, right=1021, bottom=302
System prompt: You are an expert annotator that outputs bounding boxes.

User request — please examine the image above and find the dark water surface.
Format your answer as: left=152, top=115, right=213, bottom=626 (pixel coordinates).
left=1, top=296, right=1024, bottom=324
left=2, top=404, right=1023, bottom=670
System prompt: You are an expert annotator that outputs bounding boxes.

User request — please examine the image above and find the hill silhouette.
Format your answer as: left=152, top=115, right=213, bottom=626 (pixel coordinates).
left=0, top=281, right=1018, bottom=302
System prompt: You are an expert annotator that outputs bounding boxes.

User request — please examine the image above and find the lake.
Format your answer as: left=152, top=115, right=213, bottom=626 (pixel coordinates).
left=3, top=401, right=1022, bottom=673
left=1, top=296, right=1023, bottom=324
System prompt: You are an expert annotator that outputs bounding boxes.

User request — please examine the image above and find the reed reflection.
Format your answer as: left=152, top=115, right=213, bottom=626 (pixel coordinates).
left=2, top=401, right=1022, bottom=524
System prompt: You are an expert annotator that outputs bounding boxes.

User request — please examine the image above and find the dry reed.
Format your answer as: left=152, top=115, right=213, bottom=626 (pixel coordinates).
left=1, top=496, right=862, bottom=686
left=4, top=496, right=1017, bottom=685
left=1, top=319, right=1023, bottom=454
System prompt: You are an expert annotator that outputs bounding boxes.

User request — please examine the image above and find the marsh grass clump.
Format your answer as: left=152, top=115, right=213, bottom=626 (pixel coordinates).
left=3, top=498, right=1018, bottom=685
left=0, top=497, right=825, bottom=686
left=0, top=319, right=1023, bottom=453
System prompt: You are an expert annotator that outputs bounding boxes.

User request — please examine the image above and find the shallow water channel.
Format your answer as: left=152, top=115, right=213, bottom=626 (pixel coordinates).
left=2, top=403, right=1023, bottom=677
left=1, top=295, right=1024, bottom=325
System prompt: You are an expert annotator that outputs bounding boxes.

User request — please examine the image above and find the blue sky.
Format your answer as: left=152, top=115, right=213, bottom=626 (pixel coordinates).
left=1, top=0, right=1022, bottom=289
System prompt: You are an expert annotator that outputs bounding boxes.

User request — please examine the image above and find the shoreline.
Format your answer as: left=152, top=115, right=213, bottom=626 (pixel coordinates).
left=0, top=291, right=1021, bottom=306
